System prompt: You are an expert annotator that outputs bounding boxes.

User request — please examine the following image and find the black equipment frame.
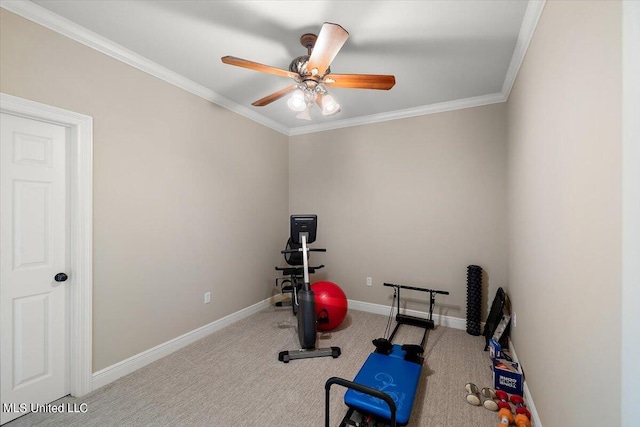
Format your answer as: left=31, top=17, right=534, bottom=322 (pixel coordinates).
left=383, top=283, right=450, bottom=356
left=324, top=283, right=450, bottom=426
left=325, top=377, right=398, bottom=427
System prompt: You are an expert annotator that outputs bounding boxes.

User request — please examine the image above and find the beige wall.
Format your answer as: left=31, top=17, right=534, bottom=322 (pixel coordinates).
left=289, top=104, right=508, bottom=321
left=0, top=10, right=289, bottom=371
left=507, top=1, right=622, bottom=426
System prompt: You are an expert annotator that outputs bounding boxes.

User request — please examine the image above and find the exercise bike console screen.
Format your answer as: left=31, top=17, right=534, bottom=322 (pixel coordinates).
left=290, top=215, right=317, bottom=244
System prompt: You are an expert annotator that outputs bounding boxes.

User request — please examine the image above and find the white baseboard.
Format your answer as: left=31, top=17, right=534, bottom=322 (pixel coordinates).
left=508, top=338, right=542, bottom=427
left=91, top=298, right=271, bottom=390
left=348, top=299, right=468, bottom=331
left=523, top=382, right=542, bottom=427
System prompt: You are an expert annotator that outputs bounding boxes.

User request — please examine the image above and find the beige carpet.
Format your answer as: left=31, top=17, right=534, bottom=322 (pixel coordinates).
left=5, top=308, right=499, bottom=426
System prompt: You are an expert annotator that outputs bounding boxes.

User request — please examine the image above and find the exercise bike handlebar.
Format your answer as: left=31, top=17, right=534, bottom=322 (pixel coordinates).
left=383, top=282, right=450, bottom=295
left=275, top=264, right=324, bottom=271
left=281, top=248, right=326, bottom=254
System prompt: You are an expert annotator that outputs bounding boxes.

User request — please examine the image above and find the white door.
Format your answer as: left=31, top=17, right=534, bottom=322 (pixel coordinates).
left=1, top=113, right=69, bottom=424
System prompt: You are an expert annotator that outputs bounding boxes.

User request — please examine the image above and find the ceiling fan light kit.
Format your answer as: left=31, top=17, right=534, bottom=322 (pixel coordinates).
left=221, top=22, right=395, bottom=120
left=295, top=107, right=312, bottom=121
left=287, top=88, right=307, bottom=112
left=321, top=93, right=339, bottom=116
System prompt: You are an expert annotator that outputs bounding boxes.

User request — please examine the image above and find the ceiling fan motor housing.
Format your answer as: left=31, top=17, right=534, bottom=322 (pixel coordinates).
left=289, top=55, right=310, bottom=75
left=289, top=55, right=331, bottom=79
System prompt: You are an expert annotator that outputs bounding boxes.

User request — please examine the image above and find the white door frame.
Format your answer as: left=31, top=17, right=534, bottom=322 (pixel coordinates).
left=1, top=93, right=93, bottom=397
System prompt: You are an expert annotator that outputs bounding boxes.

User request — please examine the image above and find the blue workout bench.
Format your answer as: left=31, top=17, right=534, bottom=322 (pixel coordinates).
left=325, top=283, right=449, bottom=427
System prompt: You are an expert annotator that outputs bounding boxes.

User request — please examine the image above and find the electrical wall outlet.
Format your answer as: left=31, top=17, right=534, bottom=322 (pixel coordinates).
left=204, top=291, right=211, bottom=304
left=512, top=311, right=517, bottom=328
left=366, top=277, right=373, bottom=287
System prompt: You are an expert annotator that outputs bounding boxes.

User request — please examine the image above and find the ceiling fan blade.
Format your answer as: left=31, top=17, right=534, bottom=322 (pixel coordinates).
left=251, top=84, right=298, bottom=107
left=324, top=73, right=396, bottom=90
left=307, top=23, right=349, bottom=76
left=221, top=56, right=298, bottom=79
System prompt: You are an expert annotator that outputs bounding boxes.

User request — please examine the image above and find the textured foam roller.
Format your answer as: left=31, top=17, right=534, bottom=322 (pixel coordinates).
left=466, top=265, right=483, bottom=336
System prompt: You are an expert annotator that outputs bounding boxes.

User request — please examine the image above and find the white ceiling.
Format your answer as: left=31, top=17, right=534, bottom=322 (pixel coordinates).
left=5, top=1, right=543, bottom=135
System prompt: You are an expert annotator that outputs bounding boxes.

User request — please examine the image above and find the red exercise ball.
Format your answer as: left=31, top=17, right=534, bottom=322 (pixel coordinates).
left=311, top=281, right=348, bottom=331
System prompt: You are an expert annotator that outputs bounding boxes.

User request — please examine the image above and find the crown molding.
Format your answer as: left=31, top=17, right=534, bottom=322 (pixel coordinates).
left=287, top=92, right=507, bottom=136
left=2, top=0, right=544, bottom=136
left=501, top=0, right=546, bottom=98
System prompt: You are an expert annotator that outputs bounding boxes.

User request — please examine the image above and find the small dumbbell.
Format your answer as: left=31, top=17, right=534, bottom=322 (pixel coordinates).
left=510, top=395, right=531, bottom=419
left=495, top=389, right=511, bottom=410
left=465, top=383, right=480, bottom=406
left=498, top=407, right=514, bottom=427
left=481, top=387, right=499, bottom=411
left=515, top=413, right=531, bottom=427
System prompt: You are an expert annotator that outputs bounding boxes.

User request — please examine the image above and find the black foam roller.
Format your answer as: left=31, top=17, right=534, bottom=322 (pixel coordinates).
left=466, top=265, right=482, bottom=336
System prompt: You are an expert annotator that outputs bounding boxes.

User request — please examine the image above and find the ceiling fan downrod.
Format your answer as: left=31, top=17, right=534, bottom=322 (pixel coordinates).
left=300, top=33, right=317, bottom=56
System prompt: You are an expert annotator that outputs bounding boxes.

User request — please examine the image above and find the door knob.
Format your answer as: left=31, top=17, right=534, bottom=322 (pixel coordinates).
left=54, top=273, right=68, bottom=282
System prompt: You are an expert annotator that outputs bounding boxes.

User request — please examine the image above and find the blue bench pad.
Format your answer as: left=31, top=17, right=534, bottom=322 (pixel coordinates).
left=344, top=345, right=421, bottom=425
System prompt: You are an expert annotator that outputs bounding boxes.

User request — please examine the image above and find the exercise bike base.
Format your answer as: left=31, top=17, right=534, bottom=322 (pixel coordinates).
left=279, top=347, right=341, bottom=363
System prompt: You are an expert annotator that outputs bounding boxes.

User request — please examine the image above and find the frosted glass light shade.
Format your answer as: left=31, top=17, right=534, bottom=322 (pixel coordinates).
left=321, top=94, right=340, bottom=116
left=287, top=89, right=306, bottom=112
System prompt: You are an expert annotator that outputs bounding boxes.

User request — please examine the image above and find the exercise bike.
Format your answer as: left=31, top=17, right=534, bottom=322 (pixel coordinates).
left=277, top=215, right=341, bottom=363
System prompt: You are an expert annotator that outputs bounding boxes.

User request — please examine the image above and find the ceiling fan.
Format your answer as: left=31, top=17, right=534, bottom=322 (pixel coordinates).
left=221, top=23, right=395, bottom=120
